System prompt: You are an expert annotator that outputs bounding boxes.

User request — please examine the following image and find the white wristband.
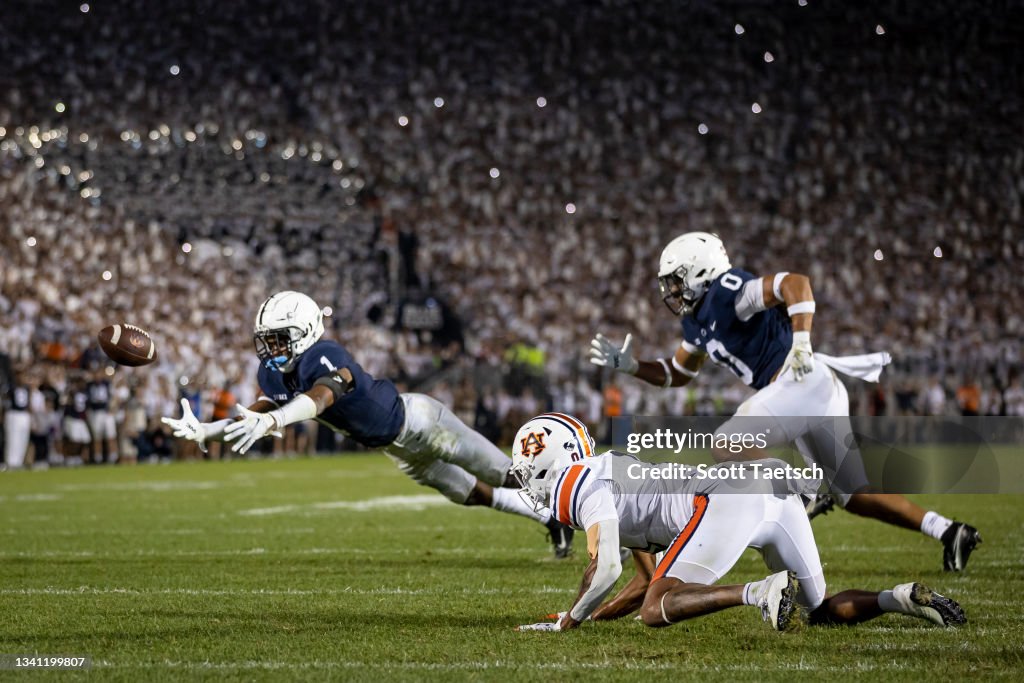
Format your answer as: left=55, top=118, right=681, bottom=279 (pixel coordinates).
left=656, top=359, right=673, bottom=388
left=792, top=331, right=811, bottom=344
left=672, top=356, right=699, bottom=379
left=787, top=301, right=816, bottom=316
left=269, top=394, right=319, bottom=430
left=773, top=272, right=790, bottom=301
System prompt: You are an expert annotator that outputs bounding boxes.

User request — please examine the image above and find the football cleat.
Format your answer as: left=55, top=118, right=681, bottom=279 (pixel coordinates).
left=546, top=516, right=575, bottom=559
left=892, top=583, right=966, bottom=627
left=759, top=570, right=799, bottom=631
left=941, top=522, right=981, bottom=571
left=804, top=493, right=835, bottom=520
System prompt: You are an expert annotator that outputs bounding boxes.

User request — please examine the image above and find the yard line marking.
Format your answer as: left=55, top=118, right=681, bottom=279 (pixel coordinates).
left=56, top=481, right=228, bottom=492
left=0, top=585, right=574, bottom=597
left=89, top=659, right=918, bottom=673
left=239, top=494, right=449, bottom=516
left=0, top=545, right=541, bottom=559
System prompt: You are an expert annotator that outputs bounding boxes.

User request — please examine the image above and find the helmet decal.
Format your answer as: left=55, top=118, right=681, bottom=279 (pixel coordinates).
left=519, top=431, right=548, bottom=458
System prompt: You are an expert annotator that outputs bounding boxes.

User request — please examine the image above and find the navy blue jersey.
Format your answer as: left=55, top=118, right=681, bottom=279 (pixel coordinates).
left=257, top=339, right=404, bottom=448
left=681, top=268, right=791, bottom=389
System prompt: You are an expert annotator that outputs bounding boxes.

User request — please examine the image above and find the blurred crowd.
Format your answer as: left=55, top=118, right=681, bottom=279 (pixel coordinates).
left=1, top=0, right=1021, bottom=467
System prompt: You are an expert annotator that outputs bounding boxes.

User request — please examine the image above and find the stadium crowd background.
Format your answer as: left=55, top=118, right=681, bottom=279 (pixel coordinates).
left=1, top=0, right=1022, bottom=466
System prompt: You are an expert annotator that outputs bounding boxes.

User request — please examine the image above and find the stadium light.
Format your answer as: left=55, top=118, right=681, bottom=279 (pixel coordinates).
left=434, top=97, right=445, bottom=108
left=566, top=203, right=577, bottom=214
left=536, top=97, right=547, bottom=108
left=102, top=270, right=112, bottom=281
left=735, top=24, right=745, bottom=35
left=698, top=123, right=709, bottom=135
left=398, top=116, right=409, bottom=127
left=489, top=168, right=500, bottom=179
left=182, top=242, right=192, bottom=254
left=170, top=65, right=180, bottom=76
left=752, top=102, right=762, bottom=114
left=80, top=3, right=89, bottom=12
left=27, top=237, right=37, bottom=247
left=55, top=102, right=66, bottom=113
left=876, top=24, right=886, bottom=35
left=934, top=246, right=943, bottom=258
left=764, top=51, right=774, bottom=63
left=874, top=249, right=884, bottom=261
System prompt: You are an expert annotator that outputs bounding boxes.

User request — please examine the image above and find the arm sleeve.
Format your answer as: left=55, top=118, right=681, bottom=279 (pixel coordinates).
left=568, top=519, right=623, bottom=622
left=734, top=277, right=767, bottom=322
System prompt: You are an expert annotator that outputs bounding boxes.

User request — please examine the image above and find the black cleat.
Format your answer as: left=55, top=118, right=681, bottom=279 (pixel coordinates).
left=804, top=493, right=835, bottom=520
left=941, top=522, right=981, bottom=571
left=546, top=516, right=574, bottom=559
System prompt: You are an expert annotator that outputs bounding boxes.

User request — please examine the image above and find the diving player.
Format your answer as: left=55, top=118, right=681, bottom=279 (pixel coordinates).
left=162, top=291, right=574, bottom=558
left=589, top=232, right=981, bottom=571
left=509, top=414, right=966, bottom=632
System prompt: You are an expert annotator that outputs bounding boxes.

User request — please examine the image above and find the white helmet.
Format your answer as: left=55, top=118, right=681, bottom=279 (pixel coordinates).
left=253, top=291, right=325, bottom=372
left=657, top=232, right=731, bottom=315
left=510, top=412, right=596, bottom=511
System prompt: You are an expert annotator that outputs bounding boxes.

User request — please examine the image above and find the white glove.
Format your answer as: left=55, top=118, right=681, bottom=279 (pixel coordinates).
left=516, top=620, right=562, bottom=632
left=223, top=405, right=283, bottom=455
left=589, top=333, right=639, bottom=375
left=783, top=331, right=814, bottom=382
left=161, top=398, right=208, bottom=453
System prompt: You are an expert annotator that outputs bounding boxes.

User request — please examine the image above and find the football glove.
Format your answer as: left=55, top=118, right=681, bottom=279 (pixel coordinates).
left=161, top=398, right=208, bottom=452
left=783, top=331, right=814, bottom=382
left=223, top=405, right=283, bottom=455
left=589, top=333, right=639, bottom=375
left=516, top=620, right=562, bottom=632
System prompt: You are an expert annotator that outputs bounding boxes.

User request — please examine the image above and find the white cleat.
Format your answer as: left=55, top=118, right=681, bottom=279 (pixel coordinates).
left=758, top=570, right=799, bottom=631
left=892, top=582, right=967, bottom=627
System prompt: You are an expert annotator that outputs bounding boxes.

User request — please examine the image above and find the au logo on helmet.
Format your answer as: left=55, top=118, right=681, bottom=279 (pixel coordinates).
left=520, top=431, right=546, bottom=458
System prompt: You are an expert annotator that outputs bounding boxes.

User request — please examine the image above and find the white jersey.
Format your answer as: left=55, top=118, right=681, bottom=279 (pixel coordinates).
left=549, top=450, right=790, bottom=554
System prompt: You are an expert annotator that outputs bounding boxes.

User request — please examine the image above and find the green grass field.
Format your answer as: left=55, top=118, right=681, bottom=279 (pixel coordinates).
left=1, top=455, right=1022, bottom=681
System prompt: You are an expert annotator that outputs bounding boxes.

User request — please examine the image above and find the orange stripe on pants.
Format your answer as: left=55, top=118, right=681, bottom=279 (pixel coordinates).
left=652, top=494, right=709, bottom=582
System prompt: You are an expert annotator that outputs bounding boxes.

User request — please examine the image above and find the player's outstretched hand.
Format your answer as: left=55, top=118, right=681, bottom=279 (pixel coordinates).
left=223, top=405, right=283, bottom=455
left=783, top=331, right=815, bottom=382
left=589, top=333, right=639, bottom=375
left=516, top=621, right=562, bottom=632
left=161, top=398, right=208, bottom=452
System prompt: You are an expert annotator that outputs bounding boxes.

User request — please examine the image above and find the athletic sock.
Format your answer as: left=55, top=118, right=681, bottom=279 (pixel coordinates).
left=920, top=511, right=954, bottom=540
left=491, top=487, right=548, bottom=523
left=742, top=578, right=768, bottom=606
left=877, top=589, right=901, bottom=613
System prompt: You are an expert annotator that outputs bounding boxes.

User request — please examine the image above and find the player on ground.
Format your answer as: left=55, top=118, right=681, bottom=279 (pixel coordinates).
left=510, top=414, right=966, bottom=632
left=161, top=291, right=574, bottom=557
left=589, top=232, right=981, bottom=571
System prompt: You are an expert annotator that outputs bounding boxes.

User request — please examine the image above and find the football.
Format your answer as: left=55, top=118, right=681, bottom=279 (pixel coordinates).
left=97, top=323, right=158, bottom=367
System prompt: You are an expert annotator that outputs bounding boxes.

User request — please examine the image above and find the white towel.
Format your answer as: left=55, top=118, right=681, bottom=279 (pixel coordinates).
left=815, top=351, right=892, bottom=383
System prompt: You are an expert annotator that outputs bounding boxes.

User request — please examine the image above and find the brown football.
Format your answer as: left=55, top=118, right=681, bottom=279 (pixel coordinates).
left=97, top=323, right=158, bottom=367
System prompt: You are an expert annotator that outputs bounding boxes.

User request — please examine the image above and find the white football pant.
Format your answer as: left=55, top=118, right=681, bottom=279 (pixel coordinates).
left=4, top=410, right=31, bottom=468
left=385, top=393, right=511, bottom=503
left=717, top=362, right=870, bottom=505
left=652, top=493, right=826, bottom=610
